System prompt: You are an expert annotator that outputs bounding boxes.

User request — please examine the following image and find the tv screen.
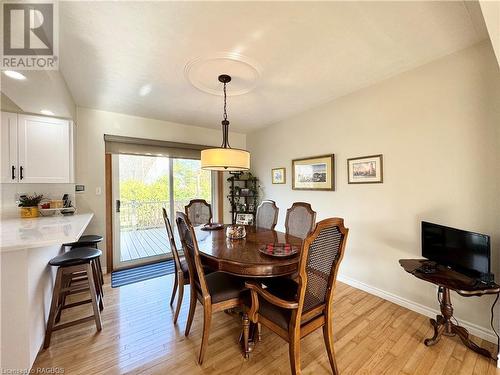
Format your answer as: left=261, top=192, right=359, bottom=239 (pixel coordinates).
left=422, top=221, right=490, bottom=279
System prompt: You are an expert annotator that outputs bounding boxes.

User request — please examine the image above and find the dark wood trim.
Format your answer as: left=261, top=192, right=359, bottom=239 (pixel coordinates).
left=217, top=171, right=224, bottom=222
left=291, top=154, right=335, bottom=191
left=105, top=154, right=113, bottom=272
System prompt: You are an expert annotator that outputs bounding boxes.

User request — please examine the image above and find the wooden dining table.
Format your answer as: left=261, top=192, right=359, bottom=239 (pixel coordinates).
left=193, top=225, right=304, bottom=278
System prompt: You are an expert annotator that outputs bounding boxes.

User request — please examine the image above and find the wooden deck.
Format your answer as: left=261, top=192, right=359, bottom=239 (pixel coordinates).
left=120, top=227, right=171, bottom=261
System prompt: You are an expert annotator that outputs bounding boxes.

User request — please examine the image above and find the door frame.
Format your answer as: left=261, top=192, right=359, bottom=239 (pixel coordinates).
left=104, top=153, right=224, bottom=272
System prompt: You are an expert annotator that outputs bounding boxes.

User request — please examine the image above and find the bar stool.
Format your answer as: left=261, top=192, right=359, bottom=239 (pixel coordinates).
left=44, top=247, right=103, bottom=349
left=63, top=235, right=104, bottom=289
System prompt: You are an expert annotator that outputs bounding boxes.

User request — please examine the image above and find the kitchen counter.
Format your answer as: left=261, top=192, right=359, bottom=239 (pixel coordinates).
left=1, top=212, right=95, bottom=371
left=0, top=212, right=93, bottom=251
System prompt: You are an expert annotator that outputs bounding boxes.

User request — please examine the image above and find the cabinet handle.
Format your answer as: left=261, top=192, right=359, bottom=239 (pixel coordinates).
left=11, top=165, right=15, bottom=180
left=20, top=166, right=23, bottom=180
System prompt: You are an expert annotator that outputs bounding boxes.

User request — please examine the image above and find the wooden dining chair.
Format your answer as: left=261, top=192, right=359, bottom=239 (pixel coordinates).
left=255, top=200, right=279, bottom=230
left=185, top=199, right=213, bottom=226
left=162, top=208, right=189, bottom=324
left=176, top=212, right=248, bottom=364
left=285, top=202, right=316, bottom=239
left=245, top=218, right=349, bottom=375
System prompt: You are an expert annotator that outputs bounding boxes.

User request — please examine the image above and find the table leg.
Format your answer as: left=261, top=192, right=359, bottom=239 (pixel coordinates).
left=424, top=286, right=495, bottom=360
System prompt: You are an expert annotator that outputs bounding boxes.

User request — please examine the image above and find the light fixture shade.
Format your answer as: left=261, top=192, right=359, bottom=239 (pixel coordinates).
left=201, top=148, right=250, bottom=171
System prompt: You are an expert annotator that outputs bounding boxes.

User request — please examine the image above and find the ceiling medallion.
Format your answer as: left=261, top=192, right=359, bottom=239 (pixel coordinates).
left=184, top=52, right=261, bottom=96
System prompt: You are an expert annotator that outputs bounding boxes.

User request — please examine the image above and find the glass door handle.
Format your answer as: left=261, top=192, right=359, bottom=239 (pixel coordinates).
left=116, top=200, right=121, bottom=213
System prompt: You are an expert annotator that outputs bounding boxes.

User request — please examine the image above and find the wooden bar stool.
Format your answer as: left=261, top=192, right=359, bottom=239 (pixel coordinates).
left=44, top=247, right=103, bottom=349
left=63, top=235, right=105, bottom=289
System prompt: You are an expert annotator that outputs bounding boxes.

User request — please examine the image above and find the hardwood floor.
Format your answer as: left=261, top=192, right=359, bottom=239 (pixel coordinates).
left=33, top=273, right=499, bottom=374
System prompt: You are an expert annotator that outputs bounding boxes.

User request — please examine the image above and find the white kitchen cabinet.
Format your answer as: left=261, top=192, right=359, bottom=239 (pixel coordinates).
left=0, top=112, right=74, bottom=183
left=1, top=112, right=18, bottom=183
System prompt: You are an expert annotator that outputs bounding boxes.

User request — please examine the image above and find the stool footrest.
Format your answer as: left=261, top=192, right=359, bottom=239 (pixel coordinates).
left=62, top=299, right=93, bottom=310
left=52, top=315, right=97, bottom=331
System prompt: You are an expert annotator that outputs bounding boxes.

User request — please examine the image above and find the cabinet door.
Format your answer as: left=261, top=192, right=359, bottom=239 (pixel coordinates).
left=1, top=112, right=19, bottom=183
left=18, top=115, right=73, bottom=183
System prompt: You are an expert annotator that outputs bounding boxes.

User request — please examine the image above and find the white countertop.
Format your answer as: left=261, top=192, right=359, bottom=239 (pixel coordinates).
left=0, top=213, right=94, bottom=252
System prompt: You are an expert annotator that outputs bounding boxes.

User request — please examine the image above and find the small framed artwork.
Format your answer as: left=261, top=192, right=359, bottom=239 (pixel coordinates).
left=240, top=188, right=251, bottom=196
left=347, top=154, right=383, bottom=184
left=292, top=154, right=335, bottom=191
left=236, top=213, right=254, bottom=225
left=272, top=167, right=286, bottom=184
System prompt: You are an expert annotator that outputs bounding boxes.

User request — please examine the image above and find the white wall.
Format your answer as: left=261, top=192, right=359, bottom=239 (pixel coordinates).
left=75, top=107, right=246, bottom=270
left=247, top=41, right=500, bottom=337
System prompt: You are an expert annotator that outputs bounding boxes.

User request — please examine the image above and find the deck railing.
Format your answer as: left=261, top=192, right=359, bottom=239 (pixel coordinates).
left=120, top=200, right=192, bottom=231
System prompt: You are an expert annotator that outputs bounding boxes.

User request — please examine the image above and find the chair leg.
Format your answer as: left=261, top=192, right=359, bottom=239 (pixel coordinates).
left=198, top=305, right=212, bottom=365
left=242, top=313, right=250, bottom=359
left=173, top=277, right=184, bottom=324
left=44, top=268, right=64, bottom=349
left=170, top=272, right=178, bottom=306
left=185, top=287, right=197, bottom=336
left=289, top=331, right=301, bottom=375
left=257, top=322, right=262, bottom=342
left=86, top=263, right=102, bottom=331
left=323, top=318, right=339, bottom=375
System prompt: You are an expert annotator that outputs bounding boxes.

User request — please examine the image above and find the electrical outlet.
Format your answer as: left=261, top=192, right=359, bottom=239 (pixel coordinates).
left=95, top=187, right=102, bottom=196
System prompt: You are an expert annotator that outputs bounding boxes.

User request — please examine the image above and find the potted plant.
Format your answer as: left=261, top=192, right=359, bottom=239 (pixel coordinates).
left=18, top=194, right=44, bottom=218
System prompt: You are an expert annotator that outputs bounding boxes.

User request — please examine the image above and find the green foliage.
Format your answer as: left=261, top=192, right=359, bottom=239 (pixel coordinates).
left=119, top=159, right=211, bottom=230
left=18, top=194, right=43, bottom=207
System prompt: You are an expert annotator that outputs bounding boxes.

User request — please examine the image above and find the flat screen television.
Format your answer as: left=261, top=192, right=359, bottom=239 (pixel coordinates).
left=422, top=221, right=492, bottom=281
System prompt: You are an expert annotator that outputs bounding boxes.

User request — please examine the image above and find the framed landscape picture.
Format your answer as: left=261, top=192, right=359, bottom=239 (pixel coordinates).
left=292, top=154, right=335, bottom=191
left=272, top=167, right=286, bottom=184
left=347, top=154, right=383, bottom=184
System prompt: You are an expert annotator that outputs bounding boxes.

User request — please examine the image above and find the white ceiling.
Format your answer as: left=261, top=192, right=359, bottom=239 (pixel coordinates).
left=58, top=1, right=488, bottom=133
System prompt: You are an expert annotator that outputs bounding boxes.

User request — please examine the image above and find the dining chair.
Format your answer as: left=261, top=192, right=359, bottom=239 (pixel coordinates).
left=255, top=200, right=279, bottom=230
left=185, top=199, right=213, bottom=226
left=162, top=208, right=189, bottom=324
left=176, top=212, right=248, bottom=364
left=245, top=218, right=349, bottom=375
left=285, top=202, right=316, bottom=239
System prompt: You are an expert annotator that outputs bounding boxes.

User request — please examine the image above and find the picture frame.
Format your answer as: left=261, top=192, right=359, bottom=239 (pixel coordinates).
left=240, top=188, right=251, bottom=197
left=347, top=154, right=383, bottom=184
left=271, top=167, right=286, bottom=184
left=292, top=154, right=335, bottom=191
left=235, top=213, right=254, bottom=226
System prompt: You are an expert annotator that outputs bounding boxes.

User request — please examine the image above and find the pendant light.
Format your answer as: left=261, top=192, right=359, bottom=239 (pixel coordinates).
left=201, top=74, right=250, bottom=171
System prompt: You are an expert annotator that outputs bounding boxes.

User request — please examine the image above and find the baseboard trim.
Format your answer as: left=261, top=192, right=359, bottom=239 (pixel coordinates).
left=337, top=274, right=497, bottom=344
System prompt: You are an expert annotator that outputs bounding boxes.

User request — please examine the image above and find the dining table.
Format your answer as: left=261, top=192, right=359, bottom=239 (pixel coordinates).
left=194, top=224, right=304, bottom=278
left=189, top=224, right=304, bottom=357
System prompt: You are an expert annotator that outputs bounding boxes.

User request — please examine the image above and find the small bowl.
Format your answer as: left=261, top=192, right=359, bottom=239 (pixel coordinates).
left=226, top=225, right=246, bottom=240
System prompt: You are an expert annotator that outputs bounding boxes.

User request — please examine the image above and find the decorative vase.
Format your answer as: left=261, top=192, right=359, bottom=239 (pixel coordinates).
left=19, top=206, right=39, bottom=218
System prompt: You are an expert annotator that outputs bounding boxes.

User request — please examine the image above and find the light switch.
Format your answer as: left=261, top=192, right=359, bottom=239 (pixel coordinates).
left=95, top=187, right=102, bottom=195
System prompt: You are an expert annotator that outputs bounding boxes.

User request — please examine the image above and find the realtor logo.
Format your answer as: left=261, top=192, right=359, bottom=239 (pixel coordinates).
left=2, top=2, right=58, bottom=69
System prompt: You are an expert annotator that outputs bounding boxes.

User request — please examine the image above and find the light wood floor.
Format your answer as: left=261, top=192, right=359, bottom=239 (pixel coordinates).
left=33, top=273, right=499, bottom=374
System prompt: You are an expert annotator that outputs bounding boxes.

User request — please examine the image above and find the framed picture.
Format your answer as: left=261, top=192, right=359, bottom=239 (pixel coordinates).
left=272, top=167, right=286, bottom=184
left=347, top=154, right=383, bottom=184
left=240, top=188, right=251, bottom=197
left=292, top=154, right=335, bottom=191
left=236, top=213, right=254, bottom=225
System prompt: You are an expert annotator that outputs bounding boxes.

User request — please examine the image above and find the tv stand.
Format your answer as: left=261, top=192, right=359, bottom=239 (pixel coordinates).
left=400, top=259, right=500, bottom=360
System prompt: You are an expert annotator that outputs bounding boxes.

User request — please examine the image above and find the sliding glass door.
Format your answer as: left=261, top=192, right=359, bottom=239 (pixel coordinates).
left=112, top=154, right=212, bottom=270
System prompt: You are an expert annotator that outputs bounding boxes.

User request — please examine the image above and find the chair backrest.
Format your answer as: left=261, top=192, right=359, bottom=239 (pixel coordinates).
left=285, top=202, right=316, bottom=239
left=255, top=200, right=279, bottom=230
left=185, top=199, right=213, bottom=226
left=175, top=211, right=209, bottom=298
left=295, top=218, right=348, bottom=316
left=162, top=208, right=182, bottom=273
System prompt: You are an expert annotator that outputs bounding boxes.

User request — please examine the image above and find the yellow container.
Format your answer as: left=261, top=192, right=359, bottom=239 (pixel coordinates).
left=20, top=207, right=39, bottom=218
